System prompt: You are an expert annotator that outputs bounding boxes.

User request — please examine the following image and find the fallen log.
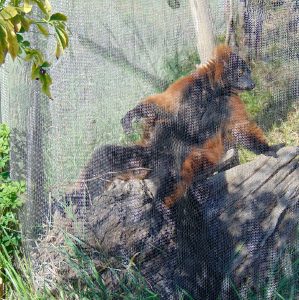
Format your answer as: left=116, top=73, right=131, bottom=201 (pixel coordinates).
left=33, top=146, right=298, bottom=299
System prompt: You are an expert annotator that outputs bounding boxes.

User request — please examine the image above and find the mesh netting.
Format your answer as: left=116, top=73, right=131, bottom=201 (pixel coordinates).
left=0, top=0, right=298, bottom=299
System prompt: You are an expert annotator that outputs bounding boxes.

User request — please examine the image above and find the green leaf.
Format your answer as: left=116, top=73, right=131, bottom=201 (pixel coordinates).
left=16, top=33, right=23, bottom=42
left=10, top=1, right=22, bottom=6
left=44, top=0, right=52, bottom=14
left=31, top=63, right=40, bottom=80
left=30, top=63, right=53, bottom=98
left=22, top=40, right=30, bottom=47
left=19, top=15, right=32, bottom=32
left=23, top=0, right=33, bottom=13
left=40, top=72, right=52, bottom=98
left=55, top=25, right=68, bottom=49
left=33, top=0, right=52, bottom=17
left=50, top=12, right=67, bottom=22
left=6, top=22, right=19, bottom=60
left=25, top=48, right=44, bottom=64
left=0, top=23, right=8, bottom=64
left=11, top=14, right=21, bottom=32
left=55, top=41, right=62, bottom=59
left=41, top=61, right=51, bottom=68
left=0, top=6, right=18, bottom=20
left=36, top=23, right=49, bottom=36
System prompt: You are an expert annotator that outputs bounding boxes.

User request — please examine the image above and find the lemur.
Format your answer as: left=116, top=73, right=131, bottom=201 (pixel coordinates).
left=120, top=44, right=281, bottom=207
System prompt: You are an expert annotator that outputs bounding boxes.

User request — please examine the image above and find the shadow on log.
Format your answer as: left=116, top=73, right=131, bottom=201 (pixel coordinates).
left=33, top=147, right=298, bottom=299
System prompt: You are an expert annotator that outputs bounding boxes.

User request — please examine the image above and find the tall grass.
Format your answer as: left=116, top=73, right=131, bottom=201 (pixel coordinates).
left=0, top=235, right=159, bottom=300
left=0, top=245, right=51, bottom=300
left=1, top=235, right=298, bottom=299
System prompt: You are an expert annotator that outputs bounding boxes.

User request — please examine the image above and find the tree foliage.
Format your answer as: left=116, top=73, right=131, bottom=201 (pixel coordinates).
left=0, top=0, right=69, bottom=98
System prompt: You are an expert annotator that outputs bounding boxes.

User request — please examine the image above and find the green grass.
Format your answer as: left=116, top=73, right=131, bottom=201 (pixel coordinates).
left=238, top=101, right=298, bottom=164
left=0, top=235, right=159, bottom=300
left=162, top=48, right=200, bottom=84
left=238, top=58, right=299, bottom=164
left=0, top=246, right=49, bottom=300
left=268, top=103, right=299, bottom=146
left=234, top=56, right=299, bottom=297
left=239, top=246, right=299, bottom=300
left=2, top=238, right=298, bottom=300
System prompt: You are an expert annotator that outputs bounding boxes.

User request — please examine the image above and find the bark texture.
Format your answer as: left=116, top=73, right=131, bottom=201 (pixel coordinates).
left=34, top=146, right=298, bottom=299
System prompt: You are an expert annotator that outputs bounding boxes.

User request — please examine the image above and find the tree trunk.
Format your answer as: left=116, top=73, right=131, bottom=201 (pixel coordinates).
left=189, top=0, right=216, bottom=63
left=225, top=0, right=239, bottom=48
left=242, top=0, right=266, bottom=60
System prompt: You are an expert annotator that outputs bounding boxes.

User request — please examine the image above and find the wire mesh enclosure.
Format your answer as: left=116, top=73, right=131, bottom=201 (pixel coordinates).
left=0, top=0, right=298, bottom=299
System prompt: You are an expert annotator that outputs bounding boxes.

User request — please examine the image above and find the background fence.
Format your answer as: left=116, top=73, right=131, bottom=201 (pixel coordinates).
left=0, top=0, right=298, bottom=299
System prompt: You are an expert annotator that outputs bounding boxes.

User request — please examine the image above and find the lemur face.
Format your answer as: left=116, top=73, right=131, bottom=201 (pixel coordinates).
left=225, top=53, right=255, bottom=91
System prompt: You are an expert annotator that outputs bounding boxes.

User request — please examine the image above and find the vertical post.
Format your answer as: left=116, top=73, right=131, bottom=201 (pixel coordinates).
left=241, top=0, right=266, bottom=60
left=189, top=0, right=216, bottom=63
left=225, top=0, right=236, bottom=46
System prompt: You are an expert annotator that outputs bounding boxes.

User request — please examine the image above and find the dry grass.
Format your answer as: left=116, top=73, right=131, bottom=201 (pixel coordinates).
left=268, top=102, right=299, bottom=146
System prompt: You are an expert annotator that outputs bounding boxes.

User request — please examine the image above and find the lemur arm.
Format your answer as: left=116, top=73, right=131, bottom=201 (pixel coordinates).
left=121, top=102, right=175, bottom=134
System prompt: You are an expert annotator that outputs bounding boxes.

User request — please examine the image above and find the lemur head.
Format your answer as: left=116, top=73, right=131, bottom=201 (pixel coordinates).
left=213, top=44, right=255, bottom=91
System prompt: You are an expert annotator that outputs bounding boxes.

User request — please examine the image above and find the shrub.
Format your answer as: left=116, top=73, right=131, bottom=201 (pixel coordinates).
left=0, top=124, right=25, bottom=256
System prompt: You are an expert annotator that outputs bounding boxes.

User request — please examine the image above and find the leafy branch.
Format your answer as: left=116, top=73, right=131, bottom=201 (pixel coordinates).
left=0, top=0, right=69, bottom=98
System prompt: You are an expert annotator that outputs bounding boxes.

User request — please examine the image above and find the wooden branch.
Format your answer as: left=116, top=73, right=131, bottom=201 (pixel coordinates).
left=34, top=147, right=298, bottom=299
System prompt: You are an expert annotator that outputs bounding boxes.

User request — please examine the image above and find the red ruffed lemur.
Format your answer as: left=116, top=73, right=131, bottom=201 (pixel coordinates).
left=120, top=44, right=282, bottom=207
left=68, top=44, right=281, bottom=211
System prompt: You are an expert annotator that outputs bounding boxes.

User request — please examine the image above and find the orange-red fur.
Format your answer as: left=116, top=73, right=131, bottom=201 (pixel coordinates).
left=124, top=44, right=271, bottom=208
left=143, top=44, right=232, bottom=114
left=164, top=132, right=225, bottom=207
left=136, top=45, right=233, bottom=147
left=227, top=94, right=268, bottom=145
left=163, top=93, right=270, bottom=208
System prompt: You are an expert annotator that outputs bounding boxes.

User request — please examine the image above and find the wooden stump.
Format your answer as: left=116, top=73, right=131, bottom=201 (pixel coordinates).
left=34, top=146, right=298, bottom=299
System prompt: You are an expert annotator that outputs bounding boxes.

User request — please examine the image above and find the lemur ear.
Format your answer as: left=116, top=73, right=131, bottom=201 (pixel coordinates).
left=213, top=44, right=232, bottom=62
